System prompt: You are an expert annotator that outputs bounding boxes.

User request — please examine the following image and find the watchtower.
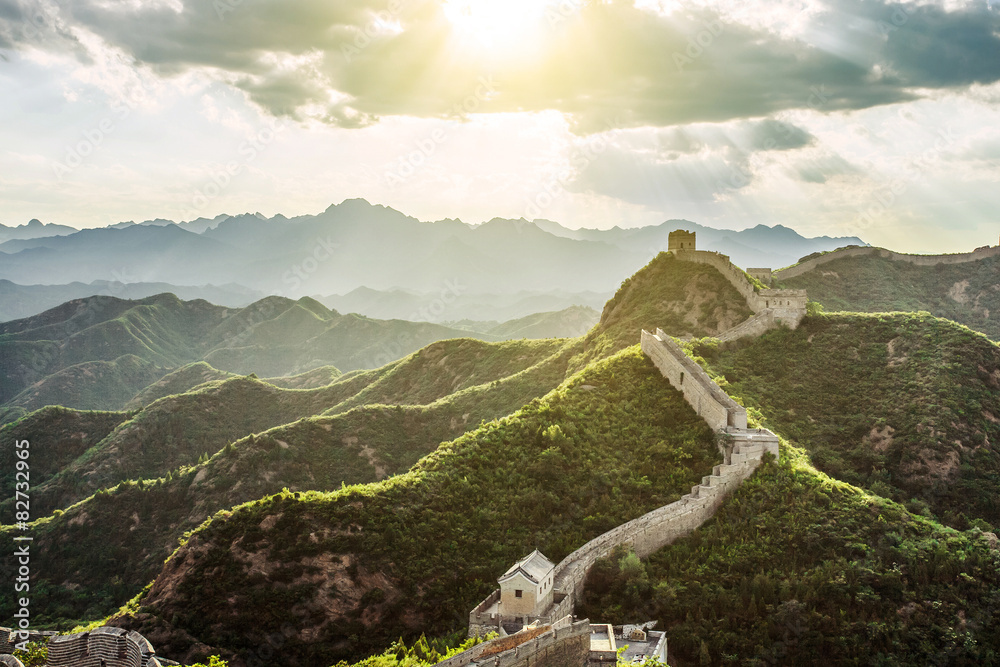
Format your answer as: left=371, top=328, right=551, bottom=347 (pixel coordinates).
left=668, top=230, right=696, bottom=253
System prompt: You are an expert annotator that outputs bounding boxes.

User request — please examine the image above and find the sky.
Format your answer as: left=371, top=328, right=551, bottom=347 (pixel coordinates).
left=0, top=0, right=999, bottom=253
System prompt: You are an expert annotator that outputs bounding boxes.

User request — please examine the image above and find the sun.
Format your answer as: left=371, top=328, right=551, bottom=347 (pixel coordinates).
left=442, top=0, right=578, bottom=58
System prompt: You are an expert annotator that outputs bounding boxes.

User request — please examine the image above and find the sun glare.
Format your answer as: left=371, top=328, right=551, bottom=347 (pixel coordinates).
left=442, top=0, right=578, bottom=57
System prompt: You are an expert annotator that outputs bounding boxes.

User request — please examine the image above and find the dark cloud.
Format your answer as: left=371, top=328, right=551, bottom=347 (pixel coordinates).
left=569, top=118, right=819, bottom=206
left=748, top=119, right=816, bottom=151
left=789, top=153, right=860, bottom=184
left=1, top=0, right=998, bottom=129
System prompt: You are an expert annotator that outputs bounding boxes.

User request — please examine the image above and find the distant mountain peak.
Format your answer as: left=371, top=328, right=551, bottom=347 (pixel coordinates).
left=27, top=218, right=43, bottom=227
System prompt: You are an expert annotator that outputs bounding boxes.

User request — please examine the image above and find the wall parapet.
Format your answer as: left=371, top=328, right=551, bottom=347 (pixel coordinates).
left=442, top=617, right=589, bottom=667
left=717, top=310, right=776, bottom=343
left=2, top=626, right=162, bottom=667
left=641, top=329, right=746, bottom=431
left=673, top=249, right=807, bottom=328
left=773, top=245, right=1000, bottom=281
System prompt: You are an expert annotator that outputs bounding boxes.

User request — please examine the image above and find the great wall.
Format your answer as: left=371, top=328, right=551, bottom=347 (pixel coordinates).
left=15, top=230, right=994, bottom=667
left=0, top=626, right=164, bottom=667
left=455, top=231, right=798, bottom=666
left=772, top=243, right=1000, bottom=281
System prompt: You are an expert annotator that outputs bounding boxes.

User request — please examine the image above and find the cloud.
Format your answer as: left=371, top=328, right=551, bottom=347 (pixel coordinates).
left=567, top=118, right=820, bottom=206
left=1, top=0, right=999, bottom=130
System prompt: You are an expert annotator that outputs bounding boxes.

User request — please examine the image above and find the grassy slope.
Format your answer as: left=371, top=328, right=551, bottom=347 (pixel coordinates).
left=108, top=347, right=720, bottom=666
left=124, top=362, right=239, bottom=410
left=0, top=407, right=130, bottom=503
left=1, top=372, right=385, bottom=517
left=5, top=357, right=580, bottom=627
left=778, top=253, right=1000, bottom=340
left=0, top=253, right=772, bottom=658
left=697, top=312, right=1000, bottom=528
left=0, top=338, right=584, bottom=626
left=485, top=305, right=600, bottom=340
left=264, top=366, right=342, bottom=390
left=575, top=252, right=753, bottom=370
left=9, top=355, right=166, bottom=413
left=578, top=448, right=1000, bottom=665
left=323, top=338, right=569, bottom=414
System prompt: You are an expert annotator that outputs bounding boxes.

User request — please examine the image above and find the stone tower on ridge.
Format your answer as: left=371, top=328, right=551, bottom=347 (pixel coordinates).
left=668, top=229, right=696, bottom=253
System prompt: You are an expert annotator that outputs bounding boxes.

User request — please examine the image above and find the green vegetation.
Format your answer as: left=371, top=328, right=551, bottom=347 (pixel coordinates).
left=333, top=633, right=494, bottom=667
left=124, top=362, right=238, bottom=409
left=579, top=448, right=1000, bottom=665
left=12, top=641, right=48, bottom=666
left=778, top=253, right=1000, bottom=340
left=6, top=355, right=165, bottom=413
left=110, top=347, right=719, bottom=665
left=577, top=253, right=752, bottom=369
left=483, top=305, right=600, bottom=340
left=698, top=312, right=1000, bottom=527
left=185, top=658, right=229, bottom=667
left=324, top=337, right=569, bottom=414
left=14, top=244, right=1000, bottom=667
left=0, top=293, right=498, bottom=413
left=0, top=406, right=130, bottom=502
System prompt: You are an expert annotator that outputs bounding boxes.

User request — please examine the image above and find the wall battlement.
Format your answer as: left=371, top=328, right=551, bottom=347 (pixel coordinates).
left=673, top=249, right=807, bottom=330
left=1, top=626, right=162, bottom=667
left=469, top=325, right=779, bottom=640
left=642, top=329, right=746, bottom=431
left=443, top=617, right=590, bottom=667
left=773, top=244, right=1000, bottom=281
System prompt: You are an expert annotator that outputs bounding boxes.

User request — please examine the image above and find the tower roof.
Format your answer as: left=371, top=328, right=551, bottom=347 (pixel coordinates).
left=498, top=549, right=554, bottom=585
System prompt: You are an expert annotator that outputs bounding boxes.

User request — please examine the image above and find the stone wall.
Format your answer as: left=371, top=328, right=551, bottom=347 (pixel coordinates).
left=440, top=617, right=590, bottom=667
left=747, top=268, right=773, bottom=286
left=641, top=329, right=746, bottom=431
left=468, top=318, right=783, bottom=642
left=716, top=311, right=776, bottom=343
left=4, top=626, right=163, bottom=667
left=550, top=433, right=774, bottom=604
left=468, top=590, right=502, bottom=638
left=0, top=627, right=57, bottom=654
left=0, top=655, right=24, bottom=667
left=673, top=250, right=807, bottom=328
left=773, top=245, right=1000, bottom=281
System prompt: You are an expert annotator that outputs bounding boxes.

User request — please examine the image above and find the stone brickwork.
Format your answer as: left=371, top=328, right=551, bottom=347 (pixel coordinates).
left=716, top=311, right=777, bottom=343
left=773, top=245, right=1000, bottom=281
left=550, top=430, right=776, bottom=604
left=641, top=329, right=746, bottom=431
left=442, top=617, right=590, bottom=667
left=0, top=626, right=162, bottom=667
left=747, top=268, right=773, bottom=286
left=673, top=249, right=807, bottom=329
left=469, top=327, right=779, bottom=639
left=0, top=628, right=57, bottom=654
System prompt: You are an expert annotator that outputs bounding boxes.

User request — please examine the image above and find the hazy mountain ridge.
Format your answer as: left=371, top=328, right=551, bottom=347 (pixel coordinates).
left=0, top=200, right=863, bottom=306
left=778, top=252, right=1000, bottom=340
left=2, top=244, right=999, bottom=667
left=1, top=293, right=598, bottom=418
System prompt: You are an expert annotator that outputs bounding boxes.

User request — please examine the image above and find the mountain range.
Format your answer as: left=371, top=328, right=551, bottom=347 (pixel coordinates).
left=0, top=200, right=864, bottom=322
left=3, top=247, right=999, bottom=667
left=0, top=292, right=598, bottom=424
